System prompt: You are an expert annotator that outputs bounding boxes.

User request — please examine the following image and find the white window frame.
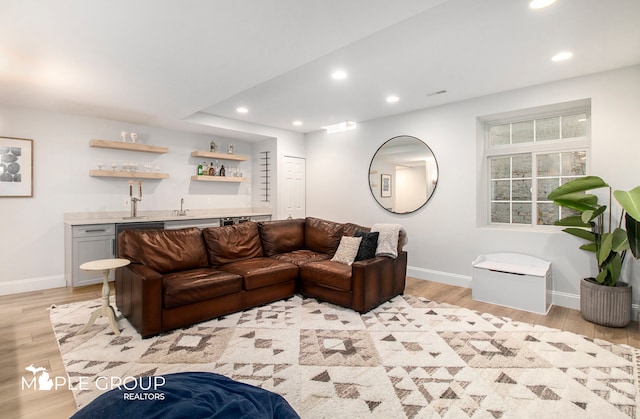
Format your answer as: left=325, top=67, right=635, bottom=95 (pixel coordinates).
left=483, top=107, right=591, bottom=228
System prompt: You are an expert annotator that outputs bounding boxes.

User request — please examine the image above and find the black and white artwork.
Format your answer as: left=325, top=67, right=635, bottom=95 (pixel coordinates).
left=0, top=137, right=33, bottom=197
left=381, top=174, right=392, bottom=198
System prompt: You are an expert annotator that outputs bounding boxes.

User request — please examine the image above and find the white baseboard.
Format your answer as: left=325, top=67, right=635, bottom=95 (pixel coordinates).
left=550, top=290, right=580, bottom=311
left=407, top=265, right=639, bottom=320
left=407, top=266, right=472, bottom=288
left=0, top=275, right=66, bottom=296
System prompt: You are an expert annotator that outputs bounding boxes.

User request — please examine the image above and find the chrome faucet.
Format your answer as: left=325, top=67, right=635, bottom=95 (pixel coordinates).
left=176, top=198, right=187, bottom=216
left=130, top=196, right=141, bottom=218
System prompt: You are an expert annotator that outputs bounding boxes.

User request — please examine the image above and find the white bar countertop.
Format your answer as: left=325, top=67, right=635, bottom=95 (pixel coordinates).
left=64, top=208, right=273, bottom=226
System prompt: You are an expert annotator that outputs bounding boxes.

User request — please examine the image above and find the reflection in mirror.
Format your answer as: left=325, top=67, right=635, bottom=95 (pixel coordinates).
left=369, top=135, right=438, bottom=214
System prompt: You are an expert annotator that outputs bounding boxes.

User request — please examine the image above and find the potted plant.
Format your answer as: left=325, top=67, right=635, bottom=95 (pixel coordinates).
left=548, top=176, right=640, bottom=327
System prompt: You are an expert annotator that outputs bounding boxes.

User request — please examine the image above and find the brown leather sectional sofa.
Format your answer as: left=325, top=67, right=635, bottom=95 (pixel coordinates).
left=115, top=217, right=407, bottom=338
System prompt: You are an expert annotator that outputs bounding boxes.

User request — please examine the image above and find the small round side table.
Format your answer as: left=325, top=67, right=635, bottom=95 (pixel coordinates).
left=77, top=258, right=130, bottom=336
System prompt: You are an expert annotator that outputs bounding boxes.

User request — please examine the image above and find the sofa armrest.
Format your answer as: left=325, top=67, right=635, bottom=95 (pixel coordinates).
left=350, top=256, right=396, bottom=312
left=115, top=264, right=163, bottom=338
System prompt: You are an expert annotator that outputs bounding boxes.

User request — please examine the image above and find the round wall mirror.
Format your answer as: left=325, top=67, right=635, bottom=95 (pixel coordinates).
left=368, top=135, right=439, bottom=214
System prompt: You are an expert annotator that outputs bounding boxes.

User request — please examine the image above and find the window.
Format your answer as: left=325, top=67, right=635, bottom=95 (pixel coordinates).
left=485, top=109, right=589, bottom=226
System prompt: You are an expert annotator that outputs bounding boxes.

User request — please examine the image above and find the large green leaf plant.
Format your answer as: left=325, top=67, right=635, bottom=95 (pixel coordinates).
left=548, top=176, right=640, bottom=286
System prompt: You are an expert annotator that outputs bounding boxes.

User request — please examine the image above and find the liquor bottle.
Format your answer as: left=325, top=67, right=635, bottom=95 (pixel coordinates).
left=220, top=165, right=226, bottom=176
left=208, top=164, right=214, bottom=176
left=202, top=161, right=209, bottom=175
left=197, top=162, right=203, bottom=176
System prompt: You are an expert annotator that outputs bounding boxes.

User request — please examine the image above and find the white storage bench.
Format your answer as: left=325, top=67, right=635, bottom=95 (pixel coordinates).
left=472, top=253, right=552, bottom=314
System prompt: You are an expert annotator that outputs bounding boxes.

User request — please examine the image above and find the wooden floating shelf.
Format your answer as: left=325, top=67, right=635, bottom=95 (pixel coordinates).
left=191, top=175, right=247, bottom=183
left=90, top=170, right=169, bottom=179
left=191, top=151, right=248, bottom=161
left=90, top=139, right=169, bottom=154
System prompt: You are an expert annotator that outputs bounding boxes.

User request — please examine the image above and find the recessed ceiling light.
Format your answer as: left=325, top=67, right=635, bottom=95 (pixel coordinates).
left=551, top=51, right=573, bottom=62
left=236, top=107, right=248, bottom=114
left=331, top=70, right=347, bottom=80
left=292, top=120, right=303, bottom=126
left=386, top=95, right=400, bottom=103
left=529, top=0, right=556, bottom=9
left=322, top=121, right=357, bottom=134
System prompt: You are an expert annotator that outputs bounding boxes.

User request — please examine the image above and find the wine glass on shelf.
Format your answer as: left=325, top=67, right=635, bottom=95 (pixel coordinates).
left=97, top=160, right=104, bottom=170
left=120, top=131, right=128, bottom=142
left=144, top=161, right=151, bottom=172
left=111, top=161, right=118, bottom=171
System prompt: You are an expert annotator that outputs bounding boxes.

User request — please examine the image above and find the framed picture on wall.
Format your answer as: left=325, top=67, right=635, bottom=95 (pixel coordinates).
left=0, top=136, right=33, bottom=197
left=381, top=174, right=392, bottom=198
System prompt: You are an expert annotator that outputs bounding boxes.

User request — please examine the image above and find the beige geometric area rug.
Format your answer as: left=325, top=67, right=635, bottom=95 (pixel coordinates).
left=50, top=295, right=640, bottom=418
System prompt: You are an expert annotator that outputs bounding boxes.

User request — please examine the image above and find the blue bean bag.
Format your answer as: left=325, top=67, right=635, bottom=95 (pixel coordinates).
left=71, top=372, right=299, bottom=419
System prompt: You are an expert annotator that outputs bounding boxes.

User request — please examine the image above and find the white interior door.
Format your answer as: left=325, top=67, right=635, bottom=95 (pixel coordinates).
left=284, top=156, right=305, bottom=219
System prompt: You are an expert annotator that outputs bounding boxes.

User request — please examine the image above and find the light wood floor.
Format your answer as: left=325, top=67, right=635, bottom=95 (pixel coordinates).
left=1, top=277, right=638, bottom=418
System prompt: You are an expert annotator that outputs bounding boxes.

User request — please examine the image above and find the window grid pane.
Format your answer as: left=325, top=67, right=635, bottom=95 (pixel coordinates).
left=489, top=124, right=511, bottom=146
left=561, top=113, right=587, bottom=139
left=536, top=116, right=560, bottom=141
left=535, top=152, right=587, bottom=225
left=488, top=113, right=588, bottom=148
left=487, top=108, right=589, bottom=226
left=489, top=154, right=532, bottom=224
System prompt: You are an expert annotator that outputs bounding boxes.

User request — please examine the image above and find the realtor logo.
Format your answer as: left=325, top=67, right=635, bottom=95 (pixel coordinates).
left=23, top=364, right=54, bottom=391
left=22, top=363, right=166, bottom=400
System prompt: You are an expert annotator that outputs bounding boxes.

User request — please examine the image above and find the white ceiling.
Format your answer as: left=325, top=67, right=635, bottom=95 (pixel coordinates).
left=1, top=0, right=639, bottom=139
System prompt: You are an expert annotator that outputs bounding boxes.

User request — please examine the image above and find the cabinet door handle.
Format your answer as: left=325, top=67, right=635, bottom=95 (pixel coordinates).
left=85, top=229, right=107, bottom=233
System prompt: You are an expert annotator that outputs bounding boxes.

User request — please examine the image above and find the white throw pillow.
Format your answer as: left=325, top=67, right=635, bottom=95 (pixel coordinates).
left=331, top=236, right=362, bottom=266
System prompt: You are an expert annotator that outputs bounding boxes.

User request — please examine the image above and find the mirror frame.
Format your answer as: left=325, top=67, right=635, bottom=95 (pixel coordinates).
left=368, top=135, right=439, bottom=214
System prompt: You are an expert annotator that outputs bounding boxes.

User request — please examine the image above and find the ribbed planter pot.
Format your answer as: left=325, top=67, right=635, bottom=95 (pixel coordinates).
left=580, top=277, right=632, bottom=327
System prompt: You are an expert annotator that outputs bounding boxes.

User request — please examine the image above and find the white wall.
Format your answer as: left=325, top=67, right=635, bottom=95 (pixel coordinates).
left=305, top=65, right=640, bottom=313
left=0, top=107, right=295, bottom=294
left=396, top=166, right=427, bottom=213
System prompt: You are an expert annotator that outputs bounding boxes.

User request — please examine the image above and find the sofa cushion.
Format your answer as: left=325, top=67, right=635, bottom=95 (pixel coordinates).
left=343, top=223, right=370, bottom=237
left=219, top=258, right=299, bottom=291
left=119, top=228, right=208, bottom=273
left=203, top=222, right=264, bottom=268
left=271, top=249, right=331, bottom=266
left=300, top=260, right=352, bottom=291
left=331, top=236, right=362, bottom=266
left=354, top=231, right=379, bottom=261
left=162, top=268, right=243, bottom=309
left=258, top=219, right=305, bottom=257
left=304, top=217, right=344, bottom=255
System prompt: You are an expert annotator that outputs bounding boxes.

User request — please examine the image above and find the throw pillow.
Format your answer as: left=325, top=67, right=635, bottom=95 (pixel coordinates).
left=331, top=236, right=362, bottom=266
left=354, top=231, right=379, bottom=261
